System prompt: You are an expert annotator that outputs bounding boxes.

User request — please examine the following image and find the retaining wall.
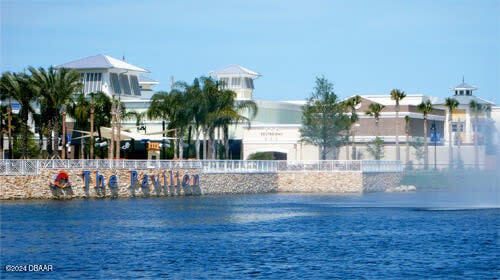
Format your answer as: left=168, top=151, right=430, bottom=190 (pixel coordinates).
left=0, top=169, right=402, bottom=200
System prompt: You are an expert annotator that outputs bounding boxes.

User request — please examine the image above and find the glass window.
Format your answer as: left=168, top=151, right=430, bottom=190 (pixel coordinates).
left=452, top=124, right=457, bottom=132
left=220, top=78, right=229, bottom=88
left=119, top=74, right=132, bottom=95
left=130, top=75, right=141, bottom=96
left=231, top=77, right=241, bottom=88
left=110, top=73, right=121, bottom=94
left=243, top=77, right=254, bottom=89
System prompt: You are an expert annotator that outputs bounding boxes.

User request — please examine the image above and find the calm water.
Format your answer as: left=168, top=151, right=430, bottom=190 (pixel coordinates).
left=1, top=192, right=498, bottom=279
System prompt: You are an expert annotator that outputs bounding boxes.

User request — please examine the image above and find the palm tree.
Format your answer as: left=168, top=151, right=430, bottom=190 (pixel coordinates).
left=444, top=97, right=459, bottom=169
left=92, top=92, right=112, bottom=159
left=390, top=89, right=406, bottom=161
left=169, top=83, right=194, bottom=160
left=365, top=103, right=385, bottom=136
left=1, top=72, right=38, bottom=158
left=417, top=99, right=433, bottom=170
left=68, top=92, right=90, bottom=158
left=405, top=115, right=410, bottom=167
left=221, top=96, right=257, bottom=159
left=29, top=66, right=82, bottom=158
left=469, top=100, right=485, bottom=169
left=0, top=72, right=14, bottom=159
left=187, top=78, right=207, bottom=159
left=344, top=95, right=361, bottom=159
left=147, top=91, right=176, bottom=159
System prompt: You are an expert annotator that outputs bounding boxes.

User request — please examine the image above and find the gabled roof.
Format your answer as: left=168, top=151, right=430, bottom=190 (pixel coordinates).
left=55, top=54, right=149, bottom=73
left=210, top=65, right=261, bottom=78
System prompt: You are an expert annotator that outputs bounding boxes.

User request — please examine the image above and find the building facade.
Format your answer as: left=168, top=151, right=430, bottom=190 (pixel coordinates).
left=2, top=54, right=497, bottom=168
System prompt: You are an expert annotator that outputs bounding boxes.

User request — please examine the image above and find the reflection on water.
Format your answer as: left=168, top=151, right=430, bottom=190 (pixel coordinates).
left=1, top=190, right=498, bottom=279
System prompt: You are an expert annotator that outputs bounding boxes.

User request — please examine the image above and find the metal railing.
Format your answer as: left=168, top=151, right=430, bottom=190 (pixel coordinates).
left=276, top=160, right=362, bottom=172
left=0, top=159, right=404, bottom=176
left=360, top=160, right=405, bottom=173
left=201, top=160, right=278, bottom=173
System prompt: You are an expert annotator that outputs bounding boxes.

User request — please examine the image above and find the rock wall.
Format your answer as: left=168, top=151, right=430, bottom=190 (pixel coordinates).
left=362, top=173, right=403, bottom=192
left=277, top=172, right=363, bottom=193
left=201, top=173, right=278, bottom=195
left=0, top=169, right=402, bottom=200
left=0, top=169, right=202, bottom=200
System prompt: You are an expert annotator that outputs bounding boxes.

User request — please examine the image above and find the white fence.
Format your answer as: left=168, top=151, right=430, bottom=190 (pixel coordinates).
left=0, top=159, right=403, bottom=176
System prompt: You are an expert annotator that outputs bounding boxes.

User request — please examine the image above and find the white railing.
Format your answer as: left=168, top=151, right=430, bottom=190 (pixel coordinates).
left=361, top=160, right=405, bottom=173
left=276, top=160, right=362, bottom=172
left=0, top=159, right=403, bottom=176
left=201, top=160, right=278, bottom=173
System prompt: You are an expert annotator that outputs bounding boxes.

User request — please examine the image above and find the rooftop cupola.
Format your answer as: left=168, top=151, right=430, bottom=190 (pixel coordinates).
left=210, top=65, right=261, bottom=100
left=452, top=77, right=477, bottom=96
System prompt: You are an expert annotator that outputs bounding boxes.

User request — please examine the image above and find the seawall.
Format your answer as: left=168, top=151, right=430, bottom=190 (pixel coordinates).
left=0, top=160, right=403, bottom=200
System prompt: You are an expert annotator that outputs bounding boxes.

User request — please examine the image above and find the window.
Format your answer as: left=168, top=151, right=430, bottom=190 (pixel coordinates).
left=231, top=77, right=241, bottom=88
left=244, top=77, right=254, bottom=89
left=110, top=73, right=121, bottom=94
left=130, top=75, right=141, bottom=96
left=82, top=72, right=102, bottom=94
left=119, top=74, right=132, bottom=95
left=219, top=78, right=229, bottom=89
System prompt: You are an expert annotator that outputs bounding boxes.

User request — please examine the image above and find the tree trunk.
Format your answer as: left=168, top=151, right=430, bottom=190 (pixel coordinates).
left=109, top=104, right=115, bottom=159
left=90, top=103, right=94, bottom=159
left=195, top=127, right=201, bottom=159
left=208, top=127, right=216, bottom=160
left=7, top=104, right=12, bottom=158
left=61, top=107, right=66, bottom=159
left=173, top=129, right=178, bottom=160
left=115, top=104, right=121, bottom=160
left=186, top=125, right=192, bottom=159
left=448, top=111, right=453, bottom=169
left=21, top=111, right=29, bottom=159
left=178, top=128, right=184, bottom=160
left=395, top=107, right=400, bottom=161
left=424, top=117, right=428, bottom=170
left=474, top=115, right=479, bottom=170
left=202, top=129, right=208, bottom=160
left=224, top=125, right=229, bottom=159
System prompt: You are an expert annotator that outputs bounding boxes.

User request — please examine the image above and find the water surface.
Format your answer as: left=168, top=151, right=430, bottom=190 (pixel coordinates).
left=1, top=192, right=498, bottom=279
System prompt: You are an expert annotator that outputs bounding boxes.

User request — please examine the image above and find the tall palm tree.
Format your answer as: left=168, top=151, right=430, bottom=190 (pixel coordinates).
left=390, top=89, right=406, bottom=161
left=93, top=92, right=112, bottom=159
left=444, top=97, right=459, bottom=169
left=188, top=78, right=207, bottom=159
left=221, top=96, right=257, bottom=159
left=29, top=66, right=82, bottom=158
left=417, top=99, right=433, bottom=170
left=344, top=95, right=361, bottom=159
left=1, top=72, right=38, bottom=158
left=405, top=115, right=410, bottom=167
left=365, top=103, right=385, bottom=136
left=68, top=92, right=90, bottom=158
left=469, top=100, right=485, bottom=169
left=0, top=72, right=14, bottom=159
left=147, top=91, right=176, bottom=159
left=169, top=84, right=194, bottom=160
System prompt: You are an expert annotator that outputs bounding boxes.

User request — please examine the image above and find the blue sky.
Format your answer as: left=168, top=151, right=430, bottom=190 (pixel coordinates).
left=1, top=0, right=499, bottom=103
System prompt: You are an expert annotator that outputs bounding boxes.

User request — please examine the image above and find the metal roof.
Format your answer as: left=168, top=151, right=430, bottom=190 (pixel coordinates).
left=210, top=65, right=261, bottom=78
left=55, top=54, right=149, bottom=73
